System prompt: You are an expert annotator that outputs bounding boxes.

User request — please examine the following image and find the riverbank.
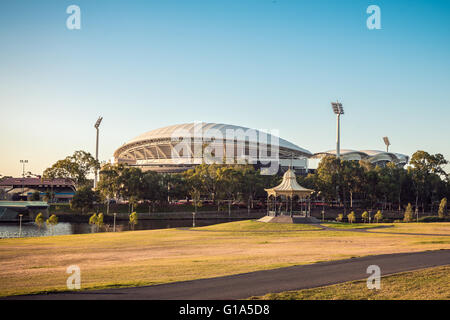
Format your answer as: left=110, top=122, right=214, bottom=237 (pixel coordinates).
left=56, top=210, right=266, bottom=223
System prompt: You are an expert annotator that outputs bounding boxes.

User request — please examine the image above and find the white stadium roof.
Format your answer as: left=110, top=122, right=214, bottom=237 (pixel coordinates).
left=123, top=122, right=312, bottom=155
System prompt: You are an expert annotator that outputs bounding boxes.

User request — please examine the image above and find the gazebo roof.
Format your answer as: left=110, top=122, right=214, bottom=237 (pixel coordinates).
left=265, top=168, right=314, bottom=197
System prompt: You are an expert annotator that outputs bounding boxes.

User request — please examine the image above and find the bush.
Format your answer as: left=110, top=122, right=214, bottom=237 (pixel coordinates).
left=404, top=203, right=413, bottom=222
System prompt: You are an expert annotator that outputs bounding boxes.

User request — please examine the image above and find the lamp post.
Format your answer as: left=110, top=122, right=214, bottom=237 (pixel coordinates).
left=94, top=117, right=103, bottom=189
left=18, top=214, right=23, bottom=237
left=20, top=160, right=28, bottom=196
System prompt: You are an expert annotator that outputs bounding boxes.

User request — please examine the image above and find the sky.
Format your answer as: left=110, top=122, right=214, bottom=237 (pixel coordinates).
left=1, top=0, right=449, bottom=176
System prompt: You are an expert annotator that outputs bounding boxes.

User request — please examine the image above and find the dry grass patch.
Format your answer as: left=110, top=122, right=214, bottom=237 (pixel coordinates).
left=0, top=221, right=449, bottom=297
left=250, top=265, right=450, bottom=300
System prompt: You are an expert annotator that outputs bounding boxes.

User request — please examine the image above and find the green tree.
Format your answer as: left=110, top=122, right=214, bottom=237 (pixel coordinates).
left=361, top=211, right=369, bottom=223
left=31, top=191, right=40, bottom=201
left=374, top=210, right=383, bottom=223
left=71, top=186, right=101, bottom=214
left=89, top=213, right=98, bottom=231
left=404, top=203, right=413, bottom=222
left=129, top=211, right=138, bottom=230
left=46, top=214, right=58, bottom=235
left=35, top=213, right=45, bottom=230
left=43, top=150, right=99, bottom=188
left=409, top=151, right=448, bottom=214
left=438, top=198, right=447, bottom=218
left=97, top=213, right=104, bottom=230
left=97, top=163, right=123, bottom=215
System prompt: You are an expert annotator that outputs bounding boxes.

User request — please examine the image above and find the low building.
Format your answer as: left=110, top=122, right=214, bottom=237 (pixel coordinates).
left=0, top=177, right=76, bottom=203
left=0, top=201, right=49, bottom=222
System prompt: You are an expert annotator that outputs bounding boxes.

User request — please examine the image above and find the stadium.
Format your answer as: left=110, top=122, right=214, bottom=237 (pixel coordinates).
left=311, top=149, right=409, bottom=167
left=113, top=122, right=312, bottom=173
left=113, top=122, right=409, bottom=174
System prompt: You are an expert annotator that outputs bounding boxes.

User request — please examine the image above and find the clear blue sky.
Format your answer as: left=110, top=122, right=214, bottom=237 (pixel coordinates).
left=1, top=0, right=449, bottom=176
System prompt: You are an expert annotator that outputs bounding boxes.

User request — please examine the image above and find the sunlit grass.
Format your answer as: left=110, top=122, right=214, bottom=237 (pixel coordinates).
left=322, top=222, right=391, bottom=229
left=0, top=220, right=449, bottom=297
left=195, top=220, right=322, bottom=232
left=249, top=266, right=450, bottom=300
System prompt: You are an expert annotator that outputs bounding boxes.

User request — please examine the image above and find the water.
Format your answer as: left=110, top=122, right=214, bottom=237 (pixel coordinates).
left=0, top=218, right=242, bottom=238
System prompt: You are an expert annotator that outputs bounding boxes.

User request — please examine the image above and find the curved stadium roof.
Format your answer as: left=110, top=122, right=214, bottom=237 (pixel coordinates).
left=313, top=149, right=409, bottom=165
left=115, top=122, right=312, bottom=159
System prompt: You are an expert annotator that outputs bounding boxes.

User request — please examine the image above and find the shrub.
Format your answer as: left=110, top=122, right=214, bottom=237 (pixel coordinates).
left=438, top=198, right=447, bottom=218
left=347, top=211, right=356, bottom=224
left=404, top=203, right=413, bottom=222
left=361, top=211, right=369, bottom=223
left=374, top=210, right=383, bottom=223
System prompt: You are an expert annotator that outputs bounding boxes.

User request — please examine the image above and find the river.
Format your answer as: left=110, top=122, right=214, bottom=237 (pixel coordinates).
left=0, top=218, right=244, bottom=238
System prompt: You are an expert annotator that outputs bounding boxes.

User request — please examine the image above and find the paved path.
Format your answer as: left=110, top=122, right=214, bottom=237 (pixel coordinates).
left=7, top=249, right=450, bottom=300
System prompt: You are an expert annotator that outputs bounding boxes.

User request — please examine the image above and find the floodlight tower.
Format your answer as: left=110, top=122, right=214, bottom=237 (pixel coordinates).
left=94, top=116, right=103, bottom=189
left=331, top=101, right=344, bottom=159
left=20, top=160, right=28, bottom=194
left=383, top=136, right=391, bottom=152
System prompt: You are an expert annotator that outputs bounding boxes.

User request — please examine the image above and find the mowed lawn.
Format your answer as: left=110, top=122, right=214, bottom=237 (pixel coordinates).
left=250, top=265, right=450, bottom=300
left=0, top=220, right=449, bottom=297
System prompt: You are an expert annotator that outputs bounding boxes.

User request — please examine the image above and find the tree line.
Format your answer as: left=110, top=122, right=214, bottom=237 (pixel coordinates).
left=300, top=150, right=449, bottom=214
left=43, top=149, right=449, bottom=217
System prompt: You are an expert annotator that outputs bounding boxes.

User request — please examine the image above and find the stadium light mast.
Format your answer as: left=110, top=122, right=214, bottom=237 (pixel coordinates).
left=331, top=101, right=344, bottom=159
left=383, top=136, right=391, bottom=152
left=94, top=116, right=103, bottom=189
left=20, top=159, right=28, bottom=195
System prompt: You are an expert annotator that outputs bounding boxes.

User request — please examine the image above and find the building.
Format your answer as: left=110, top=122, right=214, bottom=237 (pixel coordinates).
left=113, top=122, right=313, bottom=174
left=0, top=177, right=76, bottom=203
left=311, top=149, right=409, bottom=167
left=113, top=122, right=409, bottom=175
left=0, top=201, right=49, bottom=222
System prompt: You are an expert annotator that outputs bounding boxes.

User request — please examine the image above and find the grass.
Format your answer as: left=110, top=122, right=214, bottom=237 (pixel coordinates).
left=196, top=220, right=322, bottom=232
left=249, top=265, right=450, bottom=300
left=0, top=220, right=449, bottom=297
left=322, top=222, right=390, bottom=229
left=367, top=222, right=450, bottom=235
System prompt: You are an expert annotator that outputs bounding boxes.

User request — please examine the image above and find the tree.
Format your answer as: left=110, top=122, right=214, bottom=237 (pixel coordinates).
left=361, top=211, right=369, bottom=223
left=347, top=211, right=356, bottom=224
left=129, top=211, right=138, bottom=230
left=46, top=214, right=58, bottom=235
left=89, top=213, right=98, bottom=231
left=374, top=210, right=383, bottom=223
left=403, top=203, right=413, bottom=222
left=336, top=213, right=343, bottom=222
left=71, top=186, right=101, bottom=213
left=31, top=191, right=41, bottom=201
left=43, top=150, right=99, bottom=188
left=97, top=213, right=104, bottom=230
left=438, top=198, right=447, bottom=218
left=35, top=213, right=45, bottom=230
left=97, top=163, right=122, bottom=215
left=409, top=151, right=448, bottom=214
